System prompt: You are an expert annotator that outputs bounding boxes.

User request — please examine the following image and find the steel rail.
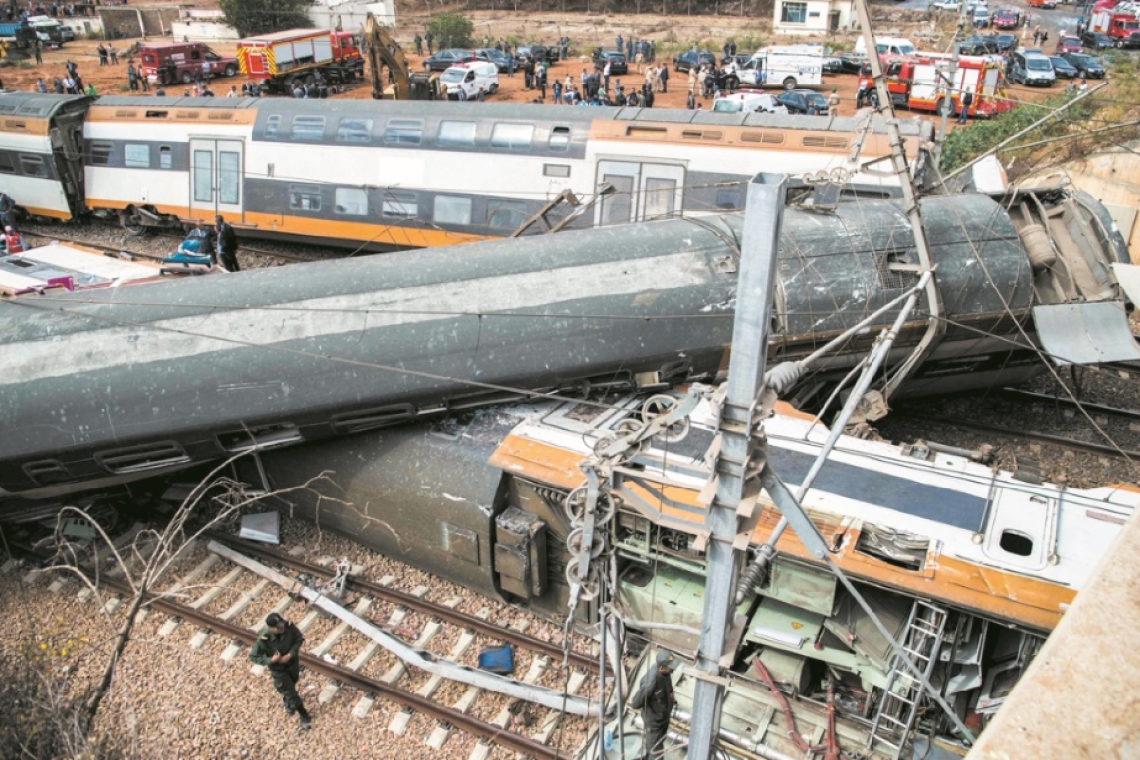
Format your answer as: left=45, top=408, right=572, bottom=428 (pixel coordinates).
left=997, top=387, right=1140, bottom=423
left=206, top=532, right=604, bottom=674
left=21, top=227, right=323, bottom=264
left=11, top=542, right=565, bottom=759
left=892, top=412, right=1140, bottom=460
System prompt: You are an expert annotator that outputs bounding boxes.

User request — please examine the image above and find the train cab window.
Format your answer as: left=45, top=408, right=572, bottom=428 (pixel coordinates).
left=291, top=115, right=326, bottom=140
left=19, top=154, right=47, bottom=178
left=335, top=187, right=368, bottom=216
left=491, top=123, right=534, bottom=150
left=487, top=199, right=528, bottom=229
left=382, top=192, right=418, bottom=218
left=549, top=126, right=571, bottom=151
left=336, top=117, right=373, bottom=143
left=385, top=118, right=424, bottom=145
left=90, top=142, right=113, bottom=165
left=124, top=144, right=149, bottom=169
left=159, top=146, right=172, bottom=169
left=0, top=152, right=14, bottom=174
left=265, top=115, right=282, bottom=138
left=289, top=185, right=322, bottom=212
left=433, top=195, right=472, bottom=225
left=437, top=120, right=476, bottom=147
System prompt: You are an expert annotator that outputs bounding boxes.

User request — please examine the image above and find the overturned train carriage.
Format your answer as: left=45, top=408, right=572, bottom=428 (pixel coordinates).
left=0, top=189, right=1130, bottom=503
left=258, top=388, right=1140, bottom=756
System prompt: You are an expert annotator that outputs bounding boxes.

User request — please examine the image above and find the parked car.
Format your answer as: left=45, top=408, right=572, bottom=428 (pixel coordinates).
left=835, top=52, right=868, bottom=74
left=993, top=9, right=1021, bottom=29
left=972, top=7, right=991, bottom=27
left=673, top=49, right=717, bottom=73
left=473, top=48, right=513, bottom=72
left=776, top=88, right=830, bottom=114
left=712, top=92, right=789, bottom=113
left=958, top=35, right=999, bottom=54
left=592, top=49, right=628, bottom=74
left=993, top=33, right=1019, bottom=52
left=822, top=53, right=844, bottom=74
left=932, top=0, right=961, bottom=10
left=1049, top=55, right=1079, bottom=78
left=1056, top=35, right=1083, bottom=54
left=1010, top=50, right=1056, bottom=86
left=423, top=48, right=476, bottom=71
left=1081, top=31, right=1114, bottom=51
left=514, top=44, right=559, bottom=64
left=1062, top=51, right=1107, bottom=78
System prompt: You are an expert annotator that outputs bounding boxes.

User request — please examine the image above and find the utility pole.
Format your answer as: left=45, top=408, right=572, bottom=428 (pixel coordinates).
left=935, top=0, right=974, bottom=163
left=686, top=173, right=787, bottom=760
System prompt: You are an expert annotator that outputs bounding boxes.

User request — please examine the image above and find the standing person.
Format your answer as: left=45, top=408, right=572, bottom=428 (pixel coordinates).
left=96, top=42, right=107, bottom=65
left=108, top=43, right=117, bottom=64
left=3, top=225, right=27, bottom=254
left=425, top=30, right=434, bottom=54
left=524, top=56, right=535, bottom=89
left=688, top=65, right=698, bottom=97
left=507, top=54, right=516, bottom=78
left=958, top=90, right=973, bottom=124
left=0, top=192, right=15, bottom=229
left=34, top=77, right=47, bottom=92
left=32, top=38, right=42, bottom=64
left=603, top=59, right=611, bottom=92
left=631, top=651, right=677, bottom=760
left=127, top=63, right=138, bottom=91
left=827, top=86, right=839, bottom=116
left=65, top=58, right=77, bottom=78
left=413, top=32, right=422, bottom=55
left=659, top=63, right=668, bottom=93
left=214, top=215, right=240, bottom=272
left=249, top=613, right=312, bottom=730
left=552, top=79, right=562, bottom=104
left=536, top=64, right=547, bottom=100
left=616, top=34, right=623, bottom=53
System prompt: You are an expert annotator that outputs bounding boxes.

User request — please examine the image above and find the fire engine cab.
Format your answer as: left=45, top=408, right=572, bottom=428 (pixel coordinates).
left=860, top=53, right=1014, bottom=119
left=1090, top=0, right=1140, bottom=48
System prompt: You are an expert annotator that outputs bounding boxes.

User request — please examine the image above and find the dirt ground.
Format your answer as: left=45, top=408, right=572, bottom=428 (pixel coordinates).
left=0, top=10, right=1069, bottom=126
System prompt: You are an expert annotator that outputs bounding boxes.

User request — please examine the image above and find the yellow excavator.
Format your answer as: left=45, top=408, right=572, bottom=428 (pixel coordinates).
left=362, top=13, right=441, bottom=100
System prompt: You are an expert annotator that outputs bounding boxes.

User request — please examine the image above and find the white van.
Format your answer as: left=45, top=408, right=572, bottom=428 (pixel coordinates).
left=440, top=61, right=499, bottom=100
left=731, top=45, right=824, bottom=90
left=26, top=15, right=73, bottom=45
left=853, top=36, right=917, bottom=57
left=712, top=92, right=789, bottom=114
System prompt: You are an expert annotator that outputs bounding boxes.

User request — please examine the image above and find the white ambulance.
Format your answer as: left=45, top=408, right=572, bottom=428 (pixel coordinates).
left=730, top=44, right=825, bottom=90
left=440, top=61, right=500, bottom=100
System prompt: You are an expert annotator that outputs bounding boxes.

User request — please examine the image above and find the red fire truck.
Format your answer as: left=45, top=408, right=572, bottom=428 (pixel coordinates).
left=236, top=29, right=364, bottom=93
left=1090, top=1, right=1140, bottom=48
left=861, top=53, right=1014, bottom=119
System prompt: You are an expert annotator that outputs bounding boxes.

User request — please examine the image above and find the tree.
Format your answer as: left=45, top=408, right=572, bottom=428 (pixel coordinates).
left=427, top=12, right=474, bottom=49
left=219, top=0, right=313, bottom=38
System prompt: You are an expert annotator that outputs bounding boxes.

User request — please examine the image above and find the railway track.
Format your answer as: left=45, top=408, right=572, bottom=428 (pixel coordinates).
left=7, top=528, right=602, bottom=758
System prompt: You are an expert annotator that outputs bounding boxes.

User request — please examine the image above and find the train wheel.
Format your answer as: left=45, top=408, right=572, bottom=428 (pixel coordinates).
left=119, top=208, right=146, bottom=236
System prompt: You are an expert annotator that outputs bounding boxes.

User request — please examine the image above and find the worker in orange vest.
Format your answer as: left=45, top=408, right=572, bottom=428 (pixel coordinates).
left=3, top=225, right=26, bottom=255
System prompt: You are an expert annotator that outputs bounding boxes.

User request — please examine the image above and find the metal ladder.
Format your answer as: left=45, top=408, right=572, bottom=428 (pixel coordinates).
left=868, top=600, right=949, bottom=759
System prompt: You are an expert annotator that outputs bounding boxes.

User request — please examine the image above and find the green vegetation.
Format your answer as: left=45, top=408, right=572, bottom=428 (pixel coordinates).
left=427, top=12, right=475, bottom=49
left=219, top=0, right=312, bottom=38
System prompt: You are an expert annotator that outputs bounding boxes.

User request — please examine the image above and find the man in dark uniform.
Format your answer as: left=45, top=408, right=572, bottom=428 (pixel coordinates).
left=631, top=650, right=676, bottom=759
left=215, top=214, right=240, bottom=272
left=249, top=613, right=312, bottom=729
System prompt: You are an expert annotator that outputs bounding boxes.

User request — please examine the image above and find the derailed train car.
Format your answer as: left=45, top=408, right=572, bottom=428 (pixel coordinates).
left=258, top=387, right=1140, bottom=757
left=0, top=188, right=1131, bottom=505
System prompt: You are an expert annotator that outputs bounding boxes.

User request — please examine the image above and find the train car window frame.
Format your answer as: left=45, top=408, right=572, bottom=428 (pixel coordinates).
left=0, top=151, right=14, bottom=174
left=265, top=115, right=282, bottom=138
left=90, top=142, right=113, bottom=166
left=433, top=195, right=472, bottom=225
left=487, top=199, right=528, bottom=229
left=385, top=118, right=424, bottom=145
left=337, top=117, right=373, bottom=144
left=124, top=143, right=150, bottom=169
left=218, top=151, right=240, bottom=205
left=549, top=126, right=571, bottom=151
left=490, top=123, right=535, bottom=150
left=289, top=185, right=323, bottom=212
left=19, top=154, right=48, bottom=178
left=335, top=187, right=368, bottom=216
left=382, top=192, right=418, bottom=218
left=543, top=164, right=571, bottom=178
left=159, top=146, right=172, bottom=169
left=291, top=115, right=327, bottom=140
left=437, top=120, right=477, bottom=148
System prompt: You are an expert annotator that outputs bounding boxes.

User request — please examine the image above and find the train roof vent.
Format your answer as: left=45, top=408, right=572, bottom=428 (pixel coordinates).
left=681, top=129, right=723, bottom=141
left=208, top=112, right=234, bottom=121
left=802, top=135, right=849, bottom=149
left=217, top=424, right=303, bottom=454
left=741, top=131, right=785, bottom=145
left=114, top=110, right=138, bottom=118
left=626, top=126, right=668, bottom=138
left=22, top=459, right=74, bottom=486
left=331, top=404, right=415, bottom=435
left=145, top=110, right=169, bottom=119
left=176, top=111, right=201, bottom=119
left=95, top=441, right=190, bottom=474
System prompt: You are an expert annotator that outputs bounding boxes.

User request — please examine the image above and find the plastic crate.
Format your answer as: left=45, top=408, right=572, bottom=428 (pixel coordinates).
left=477, top=645, right=514, bottom=675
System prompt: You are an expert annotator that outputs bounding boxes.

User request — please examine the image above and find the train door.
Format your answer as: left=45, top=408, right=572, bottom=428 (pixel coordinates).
left=595, top=160, right=685, bottom=226
left=189, top=138, right=243, bottom=222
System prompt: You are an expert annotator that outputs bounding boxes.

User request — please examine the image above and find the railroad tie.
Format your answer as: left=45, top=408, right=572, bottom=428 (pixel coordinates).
left=222, top=592, right=294, bottom=662
left=154, top=554, right=220, bottom=630
left=470, top=651, right=551, bottom=760
left=386, top=594, right=463, bottom=734
left=189, top=578, right=270, bottom=649
left=349, top=575, right=402, bottom=717
left=530, top=670, right=588, bottom=746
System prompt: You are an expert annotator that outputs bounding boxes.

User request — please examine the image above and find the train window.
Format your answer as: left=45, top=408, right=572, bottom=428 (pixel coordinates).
left=0, top=152, right=14, bottom=174
left=337, top=117, right=373, bottom=143
left=124, top=144, right=150, bottom=169
left=491, top=123, right=534, bottom=150
left=543, top=164, right=570, bottom=178
left=487, top=199, right=528, bottom=229
left=385, top=118, right=424, bottom=144
left=291, top=115, right=326, bottom=140
left=644, top=178, right=676, bottom=220
left=265, top=115, right=282, bottom=138
left=19, top=154, right=47, bottom=178
left=382, top=192, right=417, bottom=218
left=219, top=151, right=240, bottom=205
left=437, top=120, right=476, bottom=147
left=335, top=187, right=368, bottom=216
left=193, top=150, right=213, bottom=203
left=289, top=185, right=322, bottom=212
left=434, top=195, right=472, bottom=225
left=90, top=142, right=113, bottom=165
left=549, top=126, right=571, bottom=151
left=159, top=146, right=172, bottom=169
left=999, top=529, right=1034, bottom=557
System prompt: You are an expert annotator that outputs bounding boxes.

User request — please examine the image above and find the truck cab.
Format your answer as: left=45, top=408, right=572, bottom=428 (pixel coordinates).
left=26, top=15, right=71, bottom=45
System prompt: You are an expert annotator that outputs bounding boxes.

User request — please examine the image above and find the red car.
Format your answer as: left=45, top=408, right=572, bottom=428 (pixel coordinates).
left=993, top=9, right=1022, bottom=29
left=1056, top=35, right=1083, bottom=53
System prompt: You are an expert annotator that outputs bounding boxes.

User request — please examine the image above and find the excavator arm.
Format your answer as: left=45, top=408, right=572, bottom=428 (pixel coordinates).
left=362, top=13, right=439, bottom=100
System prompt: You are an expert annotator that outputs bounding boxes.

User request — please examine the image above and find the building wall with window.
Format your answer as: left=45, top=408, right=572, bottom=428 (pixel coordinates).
left=773, top=0, right=854, bottom=35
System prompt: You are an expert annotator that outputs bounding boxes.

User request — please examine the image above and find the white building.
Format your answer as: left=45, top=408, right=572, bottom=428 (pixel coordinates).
left=773, top=0, right=855, bottom=35
left=308, top=0, right=395, bottom=34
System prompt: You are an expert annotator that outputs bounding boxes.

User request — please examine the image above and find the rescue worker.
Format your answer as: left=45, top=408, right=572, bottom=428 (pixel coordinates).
left=413, top=32, right=422, bottom=55
left=631, top=650, right=676, bottom=760
left=215, top=215, right=240, bottom=272
left=827, top=86, right=840, bottom=116
left=249, top=613, right=311, bottom=729
left=3, top=225, right=27, bottom=255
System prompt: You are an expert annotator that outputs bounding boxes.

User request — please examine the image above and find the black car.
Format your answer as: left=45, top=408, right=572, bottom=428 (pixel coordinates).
left=592, top=49, right=628, bottom=75
left=515, top=44, right=559, bottom=64
left=776, top=89, right=830, bottom=114
left=473, top=48, right=513, bottom=72
left=958, top=35, right=999, bottom=55
left=1049, top=55, right=1079, bottom=79
left=1081, top=31, right=1114, bottom=51
left=835, top=52, right=868, bottom=74
left=673, top=49, right=716, bottom=73
left=993, top=33, right=1018, bottom=52
left=423, top=48, right=476, bottom=71
left=1062, top=51, right=1107, bottom=78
